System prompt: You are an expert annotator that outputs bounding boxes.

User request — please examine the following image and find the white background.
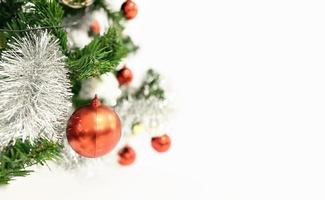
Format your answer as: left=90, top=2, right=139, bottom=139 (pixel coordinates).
left=1, top=0, right=325, bottom=199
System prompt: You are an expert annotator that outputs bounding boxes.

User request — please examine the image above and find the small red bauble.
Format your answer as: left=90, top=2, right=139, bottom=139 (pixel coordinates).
left=118, top=145, right=136, bottom=166
left=90, top=20, right=100, bottom=35
left=66, top=96, right=121, bottom=158
left=151, top=134, right=171, bottom=153
left=117, top=66, right=133, bottom=85
left=121, top=0, right=138, bottom=20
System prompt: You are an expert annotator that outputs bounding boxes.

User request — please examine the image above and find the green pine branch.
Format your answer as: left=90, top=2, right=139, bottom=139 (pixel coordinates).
left=68, top=26, right=134, bottom=93
left=118, top=69, right=166, bottom=104
left=0, top=138, right=62, bottom=185
left=0, top=0, right=26, bottom=28
left=3, top=0, right=68, bottom=52
left=134, top=69, right=166, bottom=100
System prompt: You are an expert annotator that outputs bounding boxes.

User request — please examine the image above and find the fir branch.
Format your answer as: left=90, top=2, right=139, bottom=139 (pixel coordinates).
left=0, top=138, right=62, bottom=185
left=118, top=69, right=166, bottom=104
left=134, top=69, right=166, bottom=100
left=94, top=0, right=139, bottom=52
left=0, top=0, right=26, bottom=28
left=3, top=0, right=68, bottom=52
left=68, top=26, right=130, bottom=87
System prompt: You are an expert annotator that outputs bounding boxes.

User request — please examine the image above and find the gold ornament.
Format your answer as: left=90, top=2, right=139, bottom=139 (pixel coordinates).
left=60, top=0, right=94, bottom=8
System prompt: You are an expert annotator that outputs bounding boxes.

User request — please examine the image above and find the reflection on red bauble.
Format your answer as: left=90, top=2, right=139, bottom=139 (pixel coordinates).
left=117, top=66, right=133, bottom=85
left=151, top=134, right=171, bottom=153
left=66, top=96, right=121, bottom=158
left=118, top=145, right=136, bottom=166
left=121, top=0, right=138, bottom=20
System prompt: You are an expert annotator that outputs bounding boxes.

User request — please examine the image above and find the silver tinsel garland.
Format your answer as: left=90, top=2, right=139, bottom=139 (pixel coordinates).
left=115, top=96, right=171, bottom=138
left=0, top=30, right=72, bottom=148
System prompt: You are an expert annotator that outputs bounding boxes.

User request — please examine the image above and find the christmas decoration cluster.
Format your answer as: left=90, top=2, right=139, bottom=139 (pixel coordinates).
left=0, top=0, right=172, bottom=185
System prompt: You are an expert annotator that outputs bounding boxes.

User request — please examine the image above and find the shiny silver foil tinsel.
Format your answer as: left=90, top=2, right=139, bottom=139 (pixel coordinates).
left=115, top=96, right=171, bottom=138
left=0, top=30, right=72, bottom=148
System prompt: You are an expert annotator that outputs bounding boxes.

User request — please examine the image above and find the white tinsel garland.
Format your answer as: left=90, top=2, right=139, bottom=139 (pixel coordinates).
left=0, top=30, right=72, bottom=148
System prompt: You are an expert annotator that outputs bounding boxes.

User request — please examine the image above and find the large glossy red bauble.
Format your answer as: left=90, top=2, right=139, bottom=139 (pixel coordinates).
left=67, top=96, right=121, bottom=158
left=151, top=134, right=171, bottom=153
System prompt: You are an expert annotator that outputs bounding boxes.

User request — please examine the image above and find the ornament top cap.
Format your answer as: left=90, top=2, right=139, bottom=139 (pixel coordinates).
left=91, top=95, right=101, bottom=108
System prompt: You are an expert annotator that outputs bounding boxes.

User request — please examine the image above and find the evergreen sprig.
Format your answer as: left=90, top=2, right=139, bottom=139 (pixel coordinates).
left=68, top=26, right=132, bottom=92
left=0, top=0, right=25, bottom=27
left=3, top=0, right=68, bottom=52
left=68, top=27, right=126, bottom=80
left=134, top=69, right=166, bottom=100
left=118, top=69, right=166, bottom=104
left=0, top=138, right=62, bottom=185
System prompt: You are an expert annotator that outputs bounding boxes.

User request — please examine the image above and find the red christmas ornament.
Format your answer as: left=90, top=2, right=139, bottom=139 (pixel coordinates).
left=66, top=96, right=121, bottom=158
left=151, top=134, right=171, bottom=153
left=117, top=66, right=133, bottom=85
left=121, top=0, right=138, bottom=20
left=118, top=145, right=136, bottom=166
left=90, top=20, right=100, bottom=35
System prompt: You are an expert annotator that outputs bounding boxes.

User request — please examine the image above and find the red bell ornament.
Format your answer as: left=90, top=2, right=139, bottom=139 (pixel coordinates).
left=66, top=96, right=121, bottom=158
